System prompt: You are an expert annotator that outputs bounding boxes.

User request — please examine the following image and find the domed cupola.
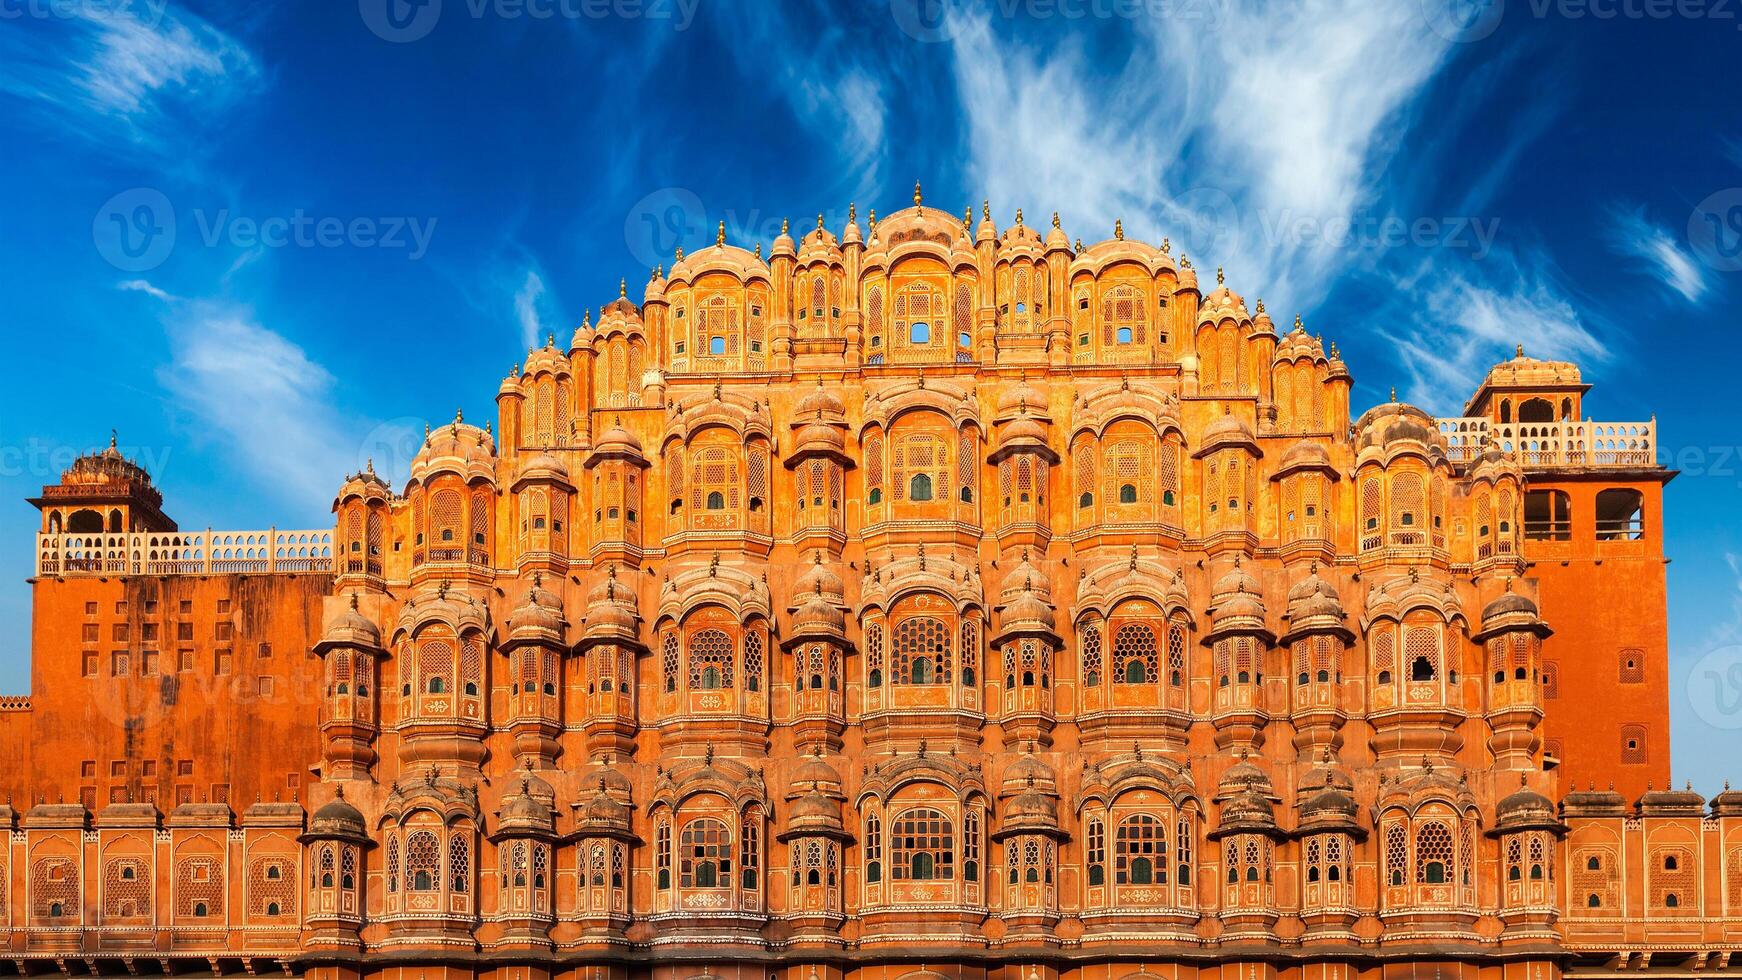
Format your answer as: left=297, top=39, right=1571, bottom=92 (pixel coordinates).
left=320, top=592, right=383, bottom=652
left=495, top=767, right=558, bottom=839
left=571, top=774, right=635, bottom=841
left=1043, top=210, right=1071, bottom=252
left=781, top=747, right=848, bottom=840
left=1494, top=774, right=1561, bottom=834
left=791, top=581, right=848, bottom=641
left=1208, top=555, right=1269, bottom=635
left=581, top=565, right=640, bottom=642
left=1197, top=269, right=1252, bottom=328
left=1199, top=406, right=1259, bottom=456
left=505, top=572, right=566, bottom=646
left=995, top=550, right=1058, bottom=637
left=410, top=414, right=498, bottom=486
left=1282, top=563, right=1350, bottom=638
left=307, top=787, right=368, bottom=844
left=1212, top=760, right=1284, bottom=844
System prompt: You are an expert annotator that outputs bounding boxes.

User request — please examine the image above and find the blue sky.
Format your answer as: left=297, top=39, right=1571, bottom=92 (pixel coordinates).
left=1, top=0, right=1739, bottom=786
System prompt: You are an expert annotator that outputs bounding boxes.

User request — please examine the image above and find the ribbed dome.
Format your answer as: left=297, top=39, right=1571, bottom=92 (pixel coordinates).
left=793, top=552, right=844, bottom=600
left=309, top=790, right=366, bottom=839
left=322, top=593, right=382, bottom=649
left=795, top=419, right=846, bottom=455
left=795, top=381, right=846, bottom=420
left=1200, top=409, right=1256, bottom=452
left=584, top=566, right=639, bottom=636
left=508, top=573, right=565, bottom=637
left=593, top=419, right=644, bottom=456
left=1286, top=565, right=1345, bottom=623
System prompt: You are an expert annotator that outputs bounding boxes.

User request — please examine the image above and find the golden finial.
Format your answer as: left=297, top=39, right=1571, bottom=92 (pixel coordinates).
left=1516, top=343, right=1524, bottom=358
left=1390, top=386, right=1398, bottom=402
left=546, top=332, right=554, bottom=347
left=618, top=278, right=626, bottom=299
left=454, top=408, right=464, bottom=425
left=1161, top=236, right=1170, bottom=253
left=1294, top=313, right=1303, bottom=332
left=1330, top=341, right=1340, bottom=358
left=781, top=216, right=789, bottom=235
left=754, top=242, right=762, bottom=259
left=913, top=180, right=923, bottom=211
left=1114, top=219, right=1124, bottom=240
left=848, top=202, right=857, bottom=223
left=1051, top=211, right=1060, bottom=229
left=1255, top=297, right=1264, bottom=314
left=963, top=205, right=973, bottom=229
left=1015, top=208, right=1024, bottom=226
left=716, top=221, right=725, bottom=246
left=1217, top=266, right=1225, bottom=286
left=982, top=199, right=991, bottom=221
left=1075, top=237, right=1084, bottom=251
left=816, top=213, right=825, bottom=231
left=674, top=244, right=684, bottom=261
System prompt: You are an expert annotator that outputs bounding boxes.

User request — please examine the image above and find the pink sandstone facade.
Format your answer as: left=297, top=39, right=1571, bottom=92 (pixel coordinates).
left=0, top=195, right=1728, bottom=980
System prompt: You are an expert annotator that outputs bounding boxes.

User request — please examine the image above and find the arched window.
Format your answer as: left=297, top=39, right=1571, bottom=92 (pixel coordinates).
left=893, top=616, right=951, bottom=686
left=1119, top=483, right=1137, bottom=503
left=892, top=807, right=953, bottom=881
left=864, top=812, right=882, bottom=883
left=911, top=321, right=931, bottom=344
left=679, top=818, right=732, bottom=889
left=910, top=473, right=933, bottom=501
left=688, top=629, right=734, bottom=690
left=1415, top=821, right=1453, bottom=884
left=1115, top=814, right=1167, bottom=886
left=1113, top=624, right=1158, bottom=685
left=407, top=830, right=439, bottom=891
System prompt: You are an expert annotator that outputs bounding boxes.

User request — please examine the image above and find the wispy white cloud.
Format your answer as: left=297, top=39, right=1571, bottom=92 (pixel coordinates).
left=1379, top=249, right=1608, bottom=411
left=947, top=1, right=1461, bottom=306
left=0, top=5, right=259, bottom=151
left=117, top=278, right=174, bottom=302
left=1608, top=204, right=1711, bottom=304
left=713, top=5, right=889, bottom=201
left=129, top=286, right=353, bottom=506
left=514, top=268, right=554, bottom=350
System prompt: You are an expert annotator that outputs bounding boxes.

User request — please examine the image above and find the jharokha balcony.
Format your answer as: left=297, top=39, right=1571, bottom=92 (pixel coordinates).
left=34, top=529, right=334, bottom=578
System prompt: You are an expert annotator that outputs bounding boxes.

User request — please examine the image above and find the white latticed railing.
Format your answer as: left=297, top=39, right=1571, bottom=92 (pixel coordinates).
left=35, top=529, right=333, bottom=577
left=1436, top=418, right=1656, bottom=468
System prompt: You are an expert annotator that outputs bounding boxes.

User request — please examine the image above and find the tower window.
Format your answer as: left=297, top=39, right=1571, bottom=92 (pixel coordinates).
left=710, top=336, right=726, bottom=355
left=910, top=474, right=933, bottom=501
left=911, top=321, right=930, bottom=343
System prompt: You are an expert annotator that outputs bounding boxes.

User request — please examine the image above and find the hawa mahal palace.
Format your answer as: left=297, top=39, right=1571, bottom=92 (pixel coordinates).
left=0, top=189, right=1731, bottom=980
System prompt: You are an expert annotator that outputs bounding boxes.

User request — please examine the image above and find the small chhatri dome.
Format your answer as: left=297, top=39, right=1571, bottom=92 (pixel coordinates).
left=320, top=592, right=382, bottom=650
left=308, top=787, right=366, bottom=840
left=593, top=417, right=644, bottom=456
